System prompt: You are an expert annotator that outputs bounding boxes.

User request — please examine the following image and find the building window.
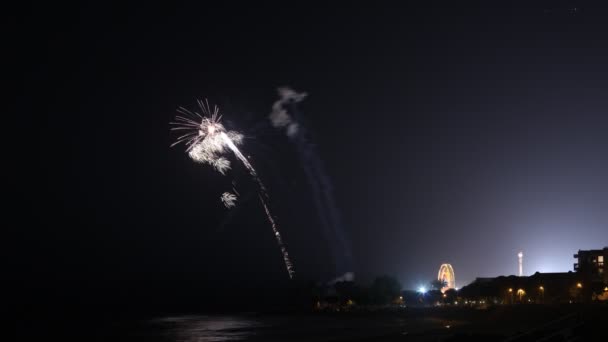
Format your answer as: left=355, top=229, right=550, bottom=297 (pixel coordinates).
left=598, top=256, right=604, bottom=263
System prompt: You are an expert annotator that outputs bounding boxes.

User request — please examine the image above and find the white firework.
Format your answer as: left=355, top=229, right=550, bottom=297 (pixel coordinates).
left=171, top=100, right=244, bottom=175
left=221, top=192, right=238, bottom=208
left=171, top=99, right=295, bottom=279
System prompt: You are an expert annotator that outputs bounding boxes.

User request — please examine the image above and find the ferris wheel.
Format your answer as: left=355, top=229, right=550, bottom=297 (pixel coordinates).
left=437, top=263, right=455, bottom=293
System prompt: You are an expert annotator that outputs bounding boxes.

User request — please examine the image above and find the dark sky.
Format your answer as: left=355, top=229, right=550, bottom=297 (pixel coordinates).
left=17, top=1, right=608, bottom=310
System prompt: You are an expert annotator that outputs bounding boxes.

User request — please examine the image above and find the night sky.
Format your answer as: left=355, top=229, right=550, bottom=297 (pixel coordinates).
left=17, top=2, right=608, bottom=311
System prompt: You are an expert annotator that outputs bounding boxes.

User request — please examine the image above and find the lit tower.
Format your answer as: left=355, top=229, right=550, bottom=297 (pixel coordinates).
left=518, top=251, right=523, bottom=276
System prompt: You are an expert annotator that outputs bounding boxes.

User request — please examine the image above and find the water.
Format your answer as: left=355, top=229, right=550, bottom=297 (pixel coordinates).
left=124, top=313, right=447, bottom=341
left=154, top=315, right=265, bottom=341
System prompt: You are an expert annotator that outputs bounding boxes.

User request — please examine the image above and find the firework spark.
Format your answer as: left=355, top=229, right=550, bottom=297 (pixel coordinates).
left=171, top=100, right=295, bottom=279
left=221, top=192, right=238, bottom=208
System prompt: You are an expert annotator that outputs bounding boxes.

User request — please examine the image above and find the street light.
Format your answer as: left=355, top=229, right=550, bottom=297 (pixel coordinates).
left=517, top=288, right=525, bottom=301
left=574, top=282, right=583, bottom=303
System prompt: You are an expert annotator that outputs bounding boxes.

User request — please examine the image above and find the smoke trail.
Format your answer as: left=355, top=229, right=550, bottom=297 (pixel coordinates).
left=269, top=87, right=354, bottom=279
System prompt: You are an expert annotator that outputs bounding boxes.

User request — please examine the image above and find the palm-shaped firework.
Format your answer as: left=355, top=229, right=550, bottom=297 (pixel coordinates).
left=170, top=100, right=294, bottom=279
left=171, top=100, right=242, bottom=174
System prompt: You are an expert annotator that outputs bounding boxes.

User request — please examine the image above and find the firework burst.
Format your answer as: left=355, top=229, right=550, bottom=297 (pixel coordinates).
left=171, top=100, right=295, bottom=279
left=170, top=100, right=243, bottom=175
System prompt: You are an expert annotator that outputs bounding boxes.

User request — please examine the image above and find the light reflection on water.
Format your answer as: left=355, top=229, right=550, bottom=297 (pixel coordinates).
left=149, top=314, right=448, bottom=341
left=155, top=316, right=264, bottom=342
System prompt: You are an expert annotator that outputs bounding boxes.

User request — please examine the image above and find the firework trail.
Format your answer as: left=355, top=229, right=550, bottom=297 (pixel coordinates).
left=171, top=100, right=295, bottom=279
left=219, top=131, right=295, bottom=278
left=270, top=87, right=354, bottom=281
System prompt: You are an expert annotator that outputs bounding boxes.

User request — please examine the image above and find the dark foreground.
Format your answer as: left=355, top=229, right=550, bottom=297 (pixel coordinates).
left=25, top=304, right=608, bottom=341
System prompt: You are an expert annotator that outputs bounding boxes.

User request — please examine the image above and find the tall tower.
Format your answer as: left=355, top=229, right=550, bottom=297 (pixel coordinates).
left=518, top=251, right=523, bottom=276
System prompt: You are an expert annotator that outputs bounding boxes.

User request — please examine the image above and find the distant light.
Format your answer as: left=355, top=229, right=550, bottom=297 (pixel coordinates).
left=576, top=282, right=583, bottom=288
left=539, top=286, right=544, bottom=291
left=604, top=287, right=608, bottom=292
left=418, top=286, right=427, bottom=294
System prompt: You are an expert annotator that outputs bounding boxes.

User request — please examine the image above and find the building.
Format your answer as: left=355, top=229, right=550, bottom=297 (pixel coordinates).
left=574, top=247, right=607, bottom=283
left=459, top=272, right=584, bottom=304
left=456, top=248, right=608, bottom=304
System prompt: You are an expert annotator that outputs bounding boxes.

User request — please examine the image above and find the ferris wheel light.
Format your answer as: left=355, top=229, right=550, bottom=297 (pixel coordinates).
left=437, top=264, right=456, bottom=292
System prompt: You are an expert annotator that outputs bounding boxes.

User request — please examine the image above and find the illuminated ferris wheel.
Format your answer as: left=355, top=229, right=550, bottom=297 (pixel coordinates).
left=437, top=264, right=455, bottom=293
